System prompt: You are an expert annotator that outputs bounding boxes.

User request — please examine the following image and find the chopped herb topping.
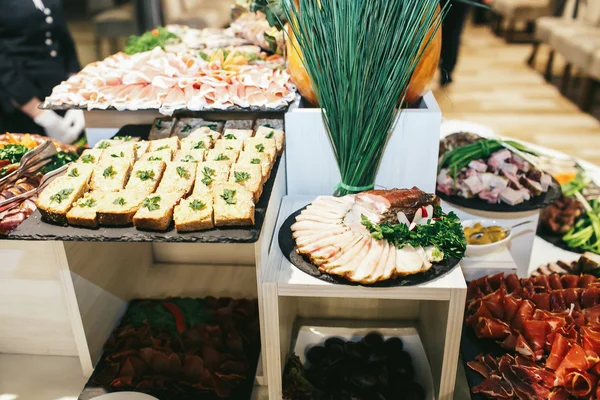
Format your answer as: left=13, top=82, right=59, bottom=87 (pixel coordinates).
left=255, top=143, right=265, bottom=153
left=68, top=168, right=79, bottom=177
left=250, top=158, right=261, bottom=164
left=148, top=156, right=162, bottom=161
left=226, top=146, right=234, bottom=150
left=214, top=153, right=229, bottom=161
left=180, top=155, right=195, bottom=162
left=176, top=166, right=190, bottom=179
left=182, top=125, right=193, bottom=133
left=225, top=134, right=237, bottom=140
left=193, top=141, right=205, bottom=150
left=199, top=51, right=209, bottom=61
left=103, top=165, right=117, bottom=178
left=97, top=141, right=110, bottom=149
left=155, top=120, right=163, bottom=129
left=189, top=199, right=206, bottom=211
left=265, top=131, right=275, bottom=139
left=135, top=144, right=141, bottom=149
left=81, top=154, right=95, bottom=164
left=115, top=135, right=132, bottom=142
left=234, top=171, right=251, bottom=182
left=263, top=124, right=274, bottom=129
left=220, top=189, right=237, bottom=205
left=136, top=170, right=155, bottom=181
left=111, top=152, right=125, bottom=158
left=79, top=198, right=97, bottom=208
left=50, top=188, right=74, bottom=204
left=113, top=197, right=126, bottom=206
left=207, top=124, right=218, bottom=131
left=142, top=196, right=161, bottom=212
left=200, top=166, right=215, bottom=186
left=155, top=145, right=170, bottom=151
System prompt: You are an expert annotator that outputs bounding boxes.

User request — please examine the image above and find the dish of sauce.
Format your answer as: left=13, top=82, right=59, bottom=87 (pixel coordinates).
left=464, top=223, right=507, bottom=245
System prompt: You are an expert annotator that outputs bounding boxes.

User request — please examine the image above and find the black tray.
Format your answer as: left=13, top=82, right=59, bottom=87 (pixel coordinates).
left=437, top=177, right=562, bottom=213
left=278, top=207, right=461, bottom=287
left=536, top=225, right=586, bottom=255
left=8, top=125, right=281, bottom=244
left=42, top=103, right=291, bottom=114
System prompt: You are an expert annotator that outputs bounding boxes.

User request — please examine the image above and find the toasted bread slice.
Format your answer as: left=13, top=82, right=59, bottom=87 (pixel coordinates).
left=172, top=118, right=206, bottom=138
left=36, top=175, right=89, bottom=225
left=156, top=162, right=196, bottom=195
left=174, top=194, right=214, bottom=232
left=109, top=135, right=141, bottom=143
left=228, top=163, right=263, bottom=203
left=149, top=137, right=179, bottom=152
left=66, top=163, right=95, bottom=183
left=244, top=137, right=277, bottom=164
left=66, top=191, right=106, bottom=228
left=180, top=135, right=212, bottom=152
left=205, top=149, right=238, bottom=168
left=150, top=117, right=176, bottom=140
left=237, top=151, right=273, bottom=181
left=126, top=160, right=166, bottom=195
left=138, top=148, right=173, bottom=162
left=255, top=126, right=285, bottom=154
left=223, top=129, right=253, bottom=144
left=133, top=193, right=183, bottom=231
left=212, top=183, right=255, bottom=227
left=134, top=141, right=150, bottom=159
left=91, top=159, right=132, bottom=192
left=194, top=161, right=230, bottom=195
left=78, top=149, right=104, bottom=165
left=98, top=143, right=136, bottom=166
left=173, top=149, right=205, bottom=163
left=97, top=190, right=147, bottom=226
left=213, top=138, right=243, bottom=153
left=94, top=139, right=113, bottom=150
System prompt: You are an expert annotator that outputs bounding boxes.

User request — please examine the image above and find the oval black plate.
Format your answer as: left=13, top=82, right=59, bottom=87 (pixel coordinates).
left=536, top=225, right=586, bottom=255
left=437, top=177, right=562, bottom=213
left=278, top=207, right=461, bottom=287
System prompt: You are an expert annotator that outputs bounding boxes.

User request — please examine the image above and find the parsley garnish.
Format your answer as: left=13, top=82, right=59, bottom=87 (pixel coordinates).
left=115, top=135, right=132, bottom=142
left=142, top=196, right=161, bottom=212
left=180, top=155, right=195, bottom=162
left=255, top=143, right=265, bottom=153
left=207, top=124, right=217, bottom=131
left=189, top=199, right=206, bottom=211
left=221, top=189, right=237, bottom=205
left=111, top=152, right=125, bottom=158
left=200, top=166, right=215, bottom=186
left=182, top=125, right=192, bottom=133
left=265, top=131, right=275, bottom=139
left=68, top=168, right=79, bottom=177
left=50, top=188, right=74, bottom=204
left=0, top=144, right=28, bottom=164
left=226, top=146, right=234, bottom=150
left=97, top=141, right=110, bottom=149
left=81, top=154, right=95, bottom=164
left=135, top=144, right=141, bottom=149
left=225, top=134, right=236, bottom=140
left=155, top=120, right=163, bottom=129
left=136, top=170, right=155, bottom=181
left=250, top=158, right=260, bottom=164
left=193, top=141, right=205, bottom=149
left=199, top=51, right=209, bottom=61
left=155, top=145, right=169, bottom=151
left=114, top=197, right=126, bottom=206
left=234, top=171, right=250, bottom=182
left=103, top=165, right=117, bottom=178
left=176, top=166, right=190, bottom=179
left=214, top=153, right=229, bottom=161
left=79, top=198, right=97, bottom=208
left=148, top=156, right=162, bottom=161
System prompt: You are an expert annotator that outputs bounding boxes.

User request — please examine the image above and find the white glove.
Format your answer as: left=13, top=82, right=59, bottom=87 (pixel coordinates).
left=34, top=110, right=85, bottom=144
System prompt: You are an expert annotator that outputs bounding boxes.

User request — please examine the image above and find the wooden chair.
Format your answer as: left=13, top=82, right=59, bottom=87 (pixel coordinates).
left=93, top=3, right=137, bottom=60
left=492, top=0, right=556, bottom=42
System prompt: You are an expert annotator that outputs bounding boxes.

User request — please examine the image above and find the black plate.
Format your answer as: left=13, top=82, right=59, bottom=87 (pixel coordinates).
left=278, top=207, right=461, bottom=287
left=536, top=225, right=586, bottom=255
left=437, top=177, right=562, bottom=213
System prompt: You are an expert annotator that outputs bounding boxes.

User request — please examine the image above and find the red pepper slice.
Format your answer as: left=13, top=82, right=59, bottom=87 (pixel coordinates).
left=163, top=302, right=186, bottom=334
left=421, top=206, right=428, bottom=218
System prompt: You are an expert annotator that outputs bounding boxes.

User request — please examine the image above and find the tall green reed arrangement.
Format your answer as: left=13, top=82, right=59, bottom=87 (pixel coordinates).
left=281, top=0, right=469, bottom=196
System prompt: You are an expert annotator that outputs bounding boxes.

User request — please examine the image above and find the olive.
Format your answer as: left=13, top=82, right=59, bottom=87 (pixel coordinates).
left=325, top=337, right=347, bottom=357
left=383, top=337, right=403, bottom=356
left=306, top=345, right=328, bottom=365
left=392, top=382, right=425, bottom=400
left=362, top=332, right=385, bottom=349
left=350, top=369, right=378, bottom=388
left=345, top=341, right=370, bottom=360
left=370, top=363, right=389, bottom=386
left=369, top=346, right=389, bottom=363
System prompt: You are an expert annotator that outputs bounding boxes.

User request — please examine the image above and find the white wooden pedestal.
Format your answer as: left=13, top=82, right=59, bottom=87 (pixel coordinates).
left=262, top=197, right=467, bottom=400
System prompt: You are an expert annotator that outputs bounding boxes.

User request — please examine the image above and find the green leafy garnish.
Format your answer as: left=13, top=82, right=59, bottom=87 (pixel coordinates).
left=81, top=154, right=95, bottom=164
left=207, top=124, right=218, bottom=131
left=136, top=170, right=155, bottom=181
left=103, top=165, right=117, bottom=178
left=142, top=196, right=161, bottom=212
left=250, top=158, right=261, bottom=164
left=114, top=135, right=132, bottom=142
left=135, top=144, right=141, bottom=149
left=0, top=144, right=28, bottom=164
left=111, top=152, right=125, bottom=158
left=42, top=151, right=79, bottom=174
left=97, top=141, right=110, bottom=149
left=182, top=125, right=193, bottom=133
left=180, top=155, right=195, bottom=162
left=176, top=166, right=190, bottom=179
left=220, top=189, right=237, bottom=205
left=68, top=168, right=79, bottom=177
left=234, top=171, right=251, bottom=183
left=193, top=141, right=205, bottom=150
left=155, top=120, right=163, bottom=129
left=189, top=199, right=206, bottom=211
left=265, top=131, right=275, bottom=139
left=155, top=145, right=170, bottom=151
left=255, top=143, right=265, bottom=153
left=124, top=27, right=180, bottom=55
left=200, top=166, right=215, bottom=186
left=114, top=197, right=126, bottom=206
left=214, top=153, right=229, bottom=161
left=264, top=33, right=278, bottom=54
left=225, top=134, right=237, bottom=140
left=79, top=198, right=97, bottom=208
left=199, top=51, right=209, bottom=61
left=50, top=188, right=74, bottom=204
left=148, top=156, right=162, bottom=161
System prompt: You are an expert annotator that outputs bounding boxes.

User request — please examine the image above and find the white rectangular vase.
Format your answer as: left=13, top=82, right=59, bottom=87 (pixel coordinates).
left=285, top=91, right=442, bottom=196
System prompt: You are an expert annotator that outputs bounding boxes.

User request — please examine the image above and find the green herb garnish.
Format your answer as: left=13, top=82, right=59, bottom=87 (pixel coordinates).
left=79, top=198, right=97, bottom=208
left=265, top=131, right=275, bottom=139
left=111, top=152, right=125, bottom=158
left=176, top=166, right=190, bottom=179
left=250, top=158, right=261, bottom=164
left=124, top=27, right=180, bottom=55
left=180, top=155, right=195, bottom=162
left=155, top=120, right=163, bottom=129
left=103, top=165, right=117, bottom=178
left=199, top=51, right=210, bottom=61
left=189, top=199, right=206, bottom=211
left=97, top=141, right=110, bottom=149
left=136, top=170, right=155, bottom=181
left=68, top=168, right=79, bottom=177
left=225, top=134, right=237, bottom=140
left=50, top=188, right=74, bottom=204
left=234, top=171, right=251, bottom=183
left=255, top=144, right=265, bottom=153
left=193, top=141, right=205, bottom=150
left=81, top=154, right=95, bottom=164
left=114, top=135, right=132, bottom=142
left=182, top=125, right=193, bottom=133
left=148, top=156, right=162, bottom=161
left=155, top=145, right=169, bottom=151
left=220, top=189, right=237, bottom=205
left=0, top=144, right=28, bottom=164
left=114, top=197, right=126, bottom=206
left=142, top=196, right=161, bottom=212
left=214, top=153, right=229, bottom=161
left=200, top=166, right=215, bottom=186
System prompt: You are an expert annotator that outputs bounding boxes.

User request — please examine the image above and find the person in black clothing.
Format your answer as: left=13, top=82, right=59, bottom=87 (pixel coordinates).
left=0, top=0, right=85, bottom=142
left=440, top=0, right=470, bottom=86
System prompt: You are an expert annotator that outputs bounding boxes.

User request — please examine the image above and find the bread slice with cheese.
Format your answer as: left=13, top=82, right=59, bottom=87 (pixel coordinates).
left=205, top=149, right=238, bottom=168
left=78, top=149, right=103, bottom=165
left=223, top=129, right=253, bottom=144
left=66, top=163, right=95, bottom=183
left=148, top=136, right=179, bottom=152
left=174, top=194, right=214, bottom=232
left=66, top=191, right=106, bottom=228
left=138, top=148, right=173, bottom=163
left=212, top=183, right=255, bottom=227
left=237, top=151, right=272, bottom=181
left=149, top=117, right=176, bottom=140
left=36, top=175, right=89, bottom=225
left=213, top=138, right=243, bottom=153
left=194, top=161, right=230, bottom=195
left=244, top=137, right=277, bottom=165
left=90, top=159, right=132, bottom=192
left=98, top=143, right=136, bottom=166
left=180, top=134, right=212, bottom=153
left=96, top=190, right=147, bottom=226
left=255, top=126, right=284, bottom=154
left=133, top=192, right=183, bottom=231
left=156, top=162, right=196, bottom=196
left=126, top=160, right=166, bottom=195
left=228, top=163, right=263, bottom=203
left=173, top=149, right=205, bottom=163
left=134, top=141, right=150, bottom=159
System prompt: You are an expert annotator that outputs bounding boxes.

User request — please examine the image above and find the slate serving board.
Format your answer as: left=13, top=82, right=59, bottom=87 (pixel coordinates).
left=8, top=125, right=281, bottom=244
left=278, top=207, right=461, bottom=287
left=42, top=103, right=291, bottom=113
left=536, top=225, right=586, bottom=255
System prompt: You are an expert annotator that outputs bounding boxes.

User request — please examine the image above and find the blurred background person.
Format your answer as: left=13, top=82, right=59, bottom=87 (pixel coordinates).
left=0, top=0, right=85, bottom=143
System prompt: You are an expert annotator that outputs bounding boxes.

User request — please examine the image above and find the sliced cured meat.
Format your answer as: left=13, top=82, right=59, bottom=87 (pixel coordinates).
left=394, top=244, right=425, bottom=275
left=466, top=299, right=495, bottom=327
left=581, top=326, right=600, bottom=355
left=531, top=293, right=551, bottom=311
left=321, top=237, right=368, bottom=271
left=472, top=376, right=514, bottom=399
left=584, top=304, right=600, bottom=327
left=512, top=300, right=535, bottom=333
left=505, top=274, right=522, bottom=293
left=500, top=331, right=535, bottom=359
left=549, top=291, right=566, bottom=312
left=475, top=317, right=511, bottom=339
left=482, top=288, right=507, bottom=320
left=347, top=239, right=386, bottom=283
left=364, top=242, right=391, bottom=284
left=581, top=287, right=600, bottom=309
left=563, top=371, right=597, bottom=397
left=523, top=320, right=548, bottom=356
left=580, top=274, right=596, bottom=288
left=555, top=344, right=588, bottom=386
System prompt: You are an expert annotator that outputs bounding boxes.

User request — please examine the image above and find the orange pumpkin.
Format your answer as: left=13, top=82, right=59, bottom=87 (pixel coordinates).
left=285, top=6, right=442, bottom=106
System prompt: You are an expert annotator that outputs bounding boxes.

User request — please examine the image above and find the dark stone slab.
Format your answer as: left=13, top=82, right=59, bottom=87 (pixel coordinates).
left=42, top=103, right=291, bottom=113
left=255, top=118, right=284, bottom=130
left=224, top=119, right=254, bottom=130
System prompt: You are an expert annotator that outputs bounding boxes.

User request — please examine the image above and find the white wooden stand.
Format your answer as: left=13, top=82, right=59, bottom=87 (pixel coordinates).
left=262, top=197, right=467, bottom=400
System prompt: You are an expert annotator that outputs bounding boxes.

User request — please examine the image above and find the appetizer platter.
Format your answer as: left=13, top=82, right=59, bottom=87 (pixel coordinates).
left=462, top=271, right=600, bottom=399
left=80, top=297, right=260, bottom=400
left=43, top=46, right=296, bottom=114
left=9, top=118, right=284, bottom=243
left=437, top=133, right=561, bottom=212
left=278, top=187, right=466, bottom=286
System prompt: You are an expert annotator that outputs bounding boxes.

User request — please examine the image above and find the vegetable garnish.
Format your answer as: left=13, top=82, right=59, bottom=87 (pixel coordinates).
left=563, top=193, right=600, bottom=254
left=81, top=154, right=95, bottom=164
left=155, top=145, right=170, bottom=151
left=148, top=156, right=162, bottom=161
left=114, top=197, right=126, bottom=206
left=255, top=144, right=265, bottom=153
left=114, top=135, right=132, bottom=142
left=103, top=165, right=117, bottom=178
left=221, top=189, right=237, bottom=205
left=79, top=198, right=97, bottom=208
left=250, top=158, right=260, bottom=164
left=176, top=166, right=190, bottom=179
left=193, top=141, right=205, bottom=149
left=234, top=171, right=251, bottom=183
left=111, top=152, right=125, bottom=158
left=189, top=199, right=206, bottom=211
left=201, top=167, right=215, bottom=186
left=68, top=168, right=79, bottom=177
left=0, top=144, right=28, bottom=164
left=142, top=196, right=161, bottom=211
left=163, top=303, right=186, bottom=334
left=225, top=134, right=237, bottom=140
left=214, top=153, right=229, bottom=161
left=182, top=125, right=193, bottom=133
left=361, top=206, right=466, bottom=260
left=97, top=141, right=110, bottom=149
left=50, top=188, right=74, bottom=204
left=136, top=170, right=155, bottom=181
left=265, top=131, right=275, bottom=139
left=124, top=27, right=180, bottom=55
